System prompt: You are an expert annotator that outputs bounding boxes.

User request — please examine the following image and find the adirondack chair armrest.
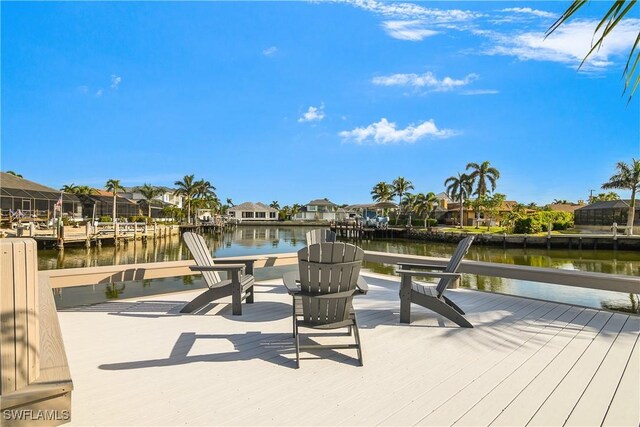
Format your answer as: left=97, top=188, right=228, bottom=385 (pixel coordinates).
left=296, top=290, right=357, bottom=299
left=395, top=269, right=461, bottom=279
left=397, top=262, right=447, bottom=271
left=213, top=258, right=257, bottom=275
left=190, top=264, right=246, bottom=273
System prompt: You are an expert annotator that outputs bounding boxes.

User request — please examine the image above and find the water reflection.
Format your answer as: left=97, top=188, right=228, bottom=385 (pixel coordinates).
left=44, top=226, right=639, bottom=313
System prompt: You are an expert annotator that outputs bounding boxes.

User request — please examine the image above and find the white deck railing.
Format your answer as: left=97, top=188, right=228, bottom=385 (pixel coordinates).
left=39, top=250, right=640, bottom=295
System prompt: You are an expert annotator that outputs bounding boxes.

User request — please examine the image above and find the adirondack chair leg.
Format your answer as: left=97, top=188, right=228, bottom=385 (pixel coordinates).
left=399, top=274, right=413, bottom=323
left=352, top=319, right=363, bottom=366
left=231, top=273, right=243, bottom=315
left=295, top=322, right=301, bottom=369
left=292, top=296, right=297, bottom=338
left=180, top=287, right=229, bottom=313
left=442, top=295, right=465, bottom=315
left=411, top=292, right=473, bottom=328
left=246, top=285, right=254, bottom=304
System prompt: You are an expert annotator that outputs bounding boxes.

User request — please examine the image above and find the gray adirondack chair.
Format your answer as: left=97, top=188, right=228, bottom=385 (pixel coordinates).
left=396, top=235, right=475, bottom=328
left=305, top=229, right=336, bottom=245
left=291, top=242, right=364, bottom=368
left=181, top=232, right=256, bottom=314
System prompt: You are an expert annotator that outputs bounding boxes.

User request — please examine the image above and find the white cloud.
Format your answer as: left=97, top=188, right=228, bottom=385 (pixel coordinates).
left=263, top=46, right=278, bottom=56
left=95, top=89, right=104, bottom=97
left=77, top=85, right=89, bottom=94
left=484, top=19, right=640, bottom=71
left=382, top=20, right=438, bottom=41
left=349, top=0, right=480, bottom=23
left=460, top=89, right=499, bottom=96
left=339, top=118, right=457, bottom=144
left=111, top=74, right=122, bottom=89
left=499, top=7, right=555, bottom=19
left=298, top=104, right=325, bottom=122
left=372, top=71, right=478, bottom=91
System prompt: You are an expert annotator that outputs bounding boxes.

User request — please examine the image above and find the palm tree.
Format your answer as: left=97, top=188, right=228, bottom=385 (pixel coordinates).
left=546, top=1, right=638, bottom=100
left=61, top=183, right=78, bottom=193
left=415, top=192, right=438, bottom=229
left=392, top=177, right=414, bottom=224
left=402, top=193, right=417, bottom=226
left=371, top=181, right=394, bottom=203
left=466, top=161, right=500, bottom=197
left=105, top=179, right=124, bottom=222
left=6, top=170, right=23, bottom=178
left=270, top=201, right=280, bottom=210
left=173, top=175, right=198, bottom=223
left=136, top=183, right=162, bottom=218
left=226, top=198, right=234, bottom=207
left=552, top=199, right=569, bottom=205
left=466, top=161, right=500, bottom=227
left=601, top=158, right=640, bottom=234
left=444, top=172, right=473, bottom=228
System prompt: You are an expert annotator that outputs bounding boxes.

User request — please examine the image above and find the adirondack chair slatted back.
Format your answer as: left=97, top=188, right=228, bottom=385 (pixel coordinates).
left=436, top=236, right=475, bottom=297
left=298, top=243, right=364, bottom=326
left=183, top=232, right=222, bottom=286
left=305, top=229, right=337, bottom=245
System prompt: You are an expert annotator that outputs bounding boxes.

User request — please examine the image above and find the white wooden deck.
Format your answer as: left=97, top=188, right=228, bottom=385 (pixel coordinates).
left=57, top=273, right=640, bottom=426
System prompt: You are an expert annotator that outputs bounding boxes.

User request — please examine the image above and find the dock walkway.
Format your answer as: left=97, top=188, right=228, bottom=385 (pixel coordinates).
left=57, top=272, right=639, bottom=426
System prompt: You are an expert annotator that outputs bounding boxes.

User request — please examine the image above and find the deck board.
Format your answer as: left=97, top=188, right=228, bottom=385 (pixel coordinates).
left=56, top=272, right=640, bottom=426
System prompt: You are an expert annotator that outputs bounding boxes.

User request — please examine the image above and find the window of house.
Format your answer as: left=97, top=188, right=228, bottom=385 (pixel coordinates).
left=269, top=212, right=276, bottom=218
left=256, top=212, right=266, bottom=218
left=307, top=205, right=317, bottom=212
left=229, top=211, right=235, bottom=217
left=242, top=212, right=254, bottom=218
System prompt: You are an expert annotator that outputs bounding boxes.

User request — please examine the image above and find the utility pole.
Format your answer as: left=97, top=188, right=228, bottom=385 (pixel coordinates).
left=589, top=189, right=595, bottom=203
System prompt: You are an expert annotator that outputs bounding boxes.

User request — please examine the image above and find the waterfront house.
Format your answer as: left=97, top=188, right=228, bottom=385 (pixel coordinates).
left=228, top=202, right=278, bottom=221
left=0, top=172, right=82, bottom=222
left=294, top=198, right=343, bottom=221
left=445, top=200, right=522, bottom=227
left=78, top=190, right=141, bottom=220
left=575, top=199, right=640, bottom=234
left=121, top=186, right=183, bottom=209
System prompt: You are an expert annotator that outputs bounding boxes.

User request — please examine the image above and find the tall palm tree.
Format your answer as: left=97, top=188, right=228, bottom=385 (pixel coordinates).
left=466, top=161, right=500, bottom=197
left=415, top=192, right=438, bottom=229
left=173, top=175, right=198, bottom=223
left=105, top=179, right=125, bottom=222
left=371, top=181, right=394, bottom=203
left=602, top=158, right=640, bottom=234
left=226, top=198, right=234, bottom=207
left=392, top=177, right=414, bottom=225
left=136, top=183, right=162, bottom=218
left=546, top=0, right=638, bottom=100
left=401, top=193, right=418, bottom=226
left=444, top=172, right=473, bottom=228
left=466, top=161, right=500, bottom=227
left=270, top=201, right=280, bottom=210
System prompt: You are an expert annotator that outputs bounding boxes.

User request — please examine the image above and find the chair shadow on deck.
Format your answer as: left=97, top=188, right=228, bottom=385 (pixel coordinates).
left=98, top=331, right=361, bottom=371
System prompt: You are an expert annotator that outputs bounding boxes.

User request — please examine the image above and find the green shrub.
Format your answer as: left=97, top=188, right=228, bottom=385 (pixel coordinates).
left=410, top=218, right=438, bottom=228
left=129, top=215, right=152, bottom=224
left=99, top=216, right=112, bottom=223
left=513, top=211, right=574, bottom=233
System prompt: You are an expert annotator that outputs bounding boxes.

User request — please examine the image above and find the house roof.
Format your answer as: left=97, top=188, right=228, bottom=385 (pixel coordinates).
left=229, top=202, right=278, bottom=212
left=0, top=172, right=80, bottom=202
left=435, top=192, right=453, bottom=202
left=547, top=203, right=583, bottom=213
left=308, top=198, right=336, bottom=206
left=576, top=200, right=640, bottom=211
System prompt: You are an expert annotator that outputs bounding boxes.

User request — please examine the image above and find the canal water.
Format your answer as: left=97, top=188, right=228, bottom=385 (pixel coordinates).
left=42, top=226, right=640, bottom=313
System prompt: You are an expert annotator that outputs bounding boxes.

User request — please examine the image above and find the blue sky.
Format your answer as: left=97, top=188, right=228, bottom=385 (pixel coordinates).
left=2, top=1, right=639, bottom=206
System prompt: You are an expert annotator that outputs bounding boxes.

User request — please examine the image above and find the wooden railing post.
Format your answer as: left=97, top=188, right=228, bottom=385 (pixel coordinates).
left=1, top=238, right=40, bottom=395
left=1, top=238, right=73, bottom=425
